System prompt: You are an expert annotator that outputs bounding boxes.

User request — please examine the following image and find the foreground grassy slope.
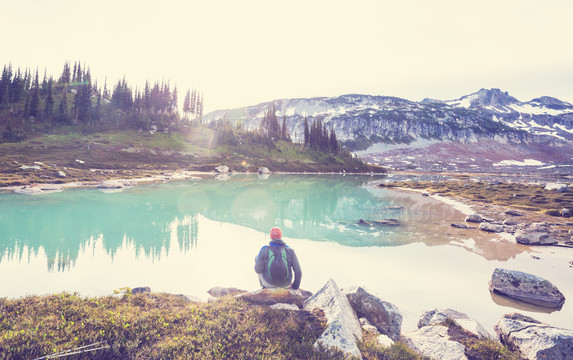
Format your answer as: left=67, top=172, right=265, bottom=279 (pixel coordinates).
left=0, top=129, right=383, bottom=187
left=0, top=292, right=431, bottom=360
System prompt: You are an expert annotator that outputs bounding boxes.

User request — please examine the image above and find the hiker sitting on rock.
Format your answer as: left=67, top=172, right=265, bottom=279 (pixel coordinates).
left=254, top=227, right=302, bottom=290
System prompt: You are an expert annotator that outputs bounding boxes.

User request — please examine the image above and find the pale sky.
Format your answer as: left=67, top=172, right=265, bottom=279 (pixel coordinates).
left=3, top=0, right=573, bottom=112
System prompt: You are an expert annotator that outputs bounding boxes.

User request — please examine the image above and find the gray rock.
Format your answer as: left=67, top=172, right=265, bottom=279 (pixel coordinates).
left=132, top=286, right=151, bottom=294
left=238, top=288, right=312, bottom=309
left=358, top=219, right=400, bottom=227
left=489, top=268, right=565, bottom=308
left=515, top=230, right=557, bottom=245
left=207, top=286, right=248, bottom=298
left=97, top=180, right=125, bottom=189
left=505, top=209, right=523, bottom=216
left=257, top=167, right=270, bottom=174
left=465, top=214, right=484, bottom=223
left=418, top=308, right=469, bottom=327
left=303, top=279, right=362, bottom=358
left=529, top=222, right=549, bottom=231
left=479, top=222, right=504, bottom=233
left=418, top=308, right=493, bottom=340
left=344, top=286, right=402, bottom=341
left=503, top=219, right=518, bottom=226
left=403, top=325, right=467, bottom=360
left=495, top=313, right=573, bottom=360
left=13, top=186, right=44, bottom=195
left=215, top=165, right=229, bottom=173
left=270, top=303, right=300, bottom=311
left=451, top=222, right=475, bottom=229
left=544, top=183, right=570, bottom=192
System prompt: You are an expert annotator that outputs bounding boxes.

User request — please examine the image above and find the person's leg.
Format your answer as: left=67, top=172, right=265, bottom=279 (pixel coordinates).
left=258, top=274, right=276, bottom=288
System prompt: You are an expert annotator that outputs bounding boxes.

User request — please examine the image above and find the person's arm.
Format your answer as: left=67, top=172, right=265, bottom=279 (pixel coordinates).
left=254, top=246, right=267, bottom=274
left=289, top=249, right=302, bottom=290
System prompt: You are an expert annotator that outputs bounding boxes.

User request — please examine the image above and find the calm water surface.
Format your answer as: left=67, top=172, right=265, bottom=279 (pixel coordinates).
left=1, top=174, right=571, bottom=333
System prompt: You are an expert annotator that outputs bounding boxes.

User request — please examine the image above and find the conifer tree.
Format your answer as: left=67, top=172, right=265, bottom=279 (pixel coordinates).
left=303, top=116, right=310, bottom=147
left=190, top=89, right=196, bottom=115
left=44, top=80, right=54, bottom=119
left=329, top=127, right=339, bottom=154
left=57, top=85, right=69, bottom=123
left=183, top=89, right=191, bottom=119
left=28, top=70, right=41, bottom=118
left=281, top=114, right=289, bottom=141
left=60, top=62, right=71, bottom=84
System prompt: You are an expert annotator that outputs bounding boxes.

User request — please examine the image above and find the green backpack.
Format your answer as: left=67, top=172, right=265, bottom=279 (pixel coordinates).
left=267, top=246, right=290, bottom=284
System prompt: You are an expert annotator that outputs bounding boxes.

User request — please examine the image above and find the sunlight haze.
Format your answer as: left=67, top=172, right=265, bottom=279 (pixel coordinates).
left=3, top=0, right=573, bottom=112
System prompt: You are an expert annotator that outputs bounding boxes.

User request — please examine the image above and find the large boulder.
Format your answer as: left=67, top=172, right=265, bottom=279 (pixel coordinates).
left=257, top=167, right=270, bottom=174
left=303, top=279, right=362, bottom=358
left=515, top=230, right=558, bottom=245
left=343, top=286, right=402, bottom=341
left=237, top=288, right=312, bottom=309
left=489, top=268, right=565, bottom=308
left=495, top=313, right=573, bottom=360
left=403, top=325, right=467, bottom=360
left=418, top=308, right=493, bottom=340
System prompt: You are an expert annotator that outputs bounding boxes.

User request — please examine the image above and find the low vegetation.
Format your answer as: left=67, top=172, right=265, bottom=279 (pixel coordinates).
left=1, top=292, right=429, bottom=360
left=0, top=290, right=525, bottom=360
left=0, top=128, right=382, bottom=187
left=381, top=180, right=572, bottom=215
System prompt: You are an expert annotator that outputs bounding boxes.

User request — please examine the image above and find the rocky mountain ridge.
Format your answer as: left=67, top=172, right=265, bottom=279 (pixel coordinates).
left=204, top=89, right=573, bottom=173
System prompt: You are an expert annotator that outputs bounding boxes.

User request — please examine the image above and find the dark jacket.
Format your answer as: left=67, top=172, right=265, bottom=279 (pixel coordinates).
left=254, top=239, right=302, bottom=289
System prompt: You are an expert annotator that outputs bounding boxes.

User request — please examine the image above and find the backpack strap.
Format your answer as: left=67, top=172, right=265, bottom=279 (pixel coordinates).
left=281, top=248, right=290, bottom=280
left=267, top=247, right=275, bottom=280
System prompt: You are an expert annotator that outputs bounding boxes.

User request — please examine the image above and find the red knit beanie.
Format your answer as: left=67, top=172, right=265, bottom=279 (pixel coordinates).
left=270, top=227, right=282, bottom=240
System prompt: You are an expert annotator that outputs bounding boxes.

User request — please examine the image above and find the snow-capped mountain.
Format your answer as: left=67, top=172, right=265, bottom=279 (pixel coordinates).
left=204, top=89, right=573, bottom=172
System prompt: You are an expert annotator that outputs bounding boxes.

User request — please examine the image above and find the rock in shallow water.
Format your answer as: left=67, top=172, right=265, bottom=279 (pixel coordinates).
left=515, top=230, right=557, bottom=245
left=489, top=268, right=565, bottom=308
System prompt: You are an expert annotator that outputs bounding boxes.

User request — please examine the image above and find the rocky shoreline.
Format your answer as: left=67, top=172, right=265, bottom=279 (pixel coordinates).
left=141, top=276, right=573, bottom=360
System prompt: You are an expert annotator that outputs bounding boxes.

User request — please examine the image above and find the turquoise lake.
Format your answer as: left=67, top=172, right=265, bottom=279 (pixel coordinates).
left=1, top=174, right=571, bottom=333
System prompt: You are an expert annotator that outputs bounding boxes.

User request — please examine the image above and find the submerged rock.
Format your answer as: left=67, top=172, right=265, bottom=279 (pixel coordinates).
left=303, top=279, right=362, bottom=358
left=495, top=313, right=573, bottom=360
left=357, top=219, right=400, bottom=227
left=451, top=222, right=475, bottom=229
left=489, top=268, right=565, bottom=308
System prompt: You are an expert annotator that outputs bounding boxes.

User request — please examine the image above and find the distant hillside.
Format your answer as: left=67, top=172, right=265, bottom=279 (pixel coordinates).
left=204, top=89, right=573, bottom=174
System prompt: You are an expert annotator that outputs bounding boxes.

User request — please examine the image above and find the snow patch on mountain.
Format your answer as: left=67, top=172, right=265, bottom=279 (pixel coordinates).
left=493, top=159, right=545, bottom=167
